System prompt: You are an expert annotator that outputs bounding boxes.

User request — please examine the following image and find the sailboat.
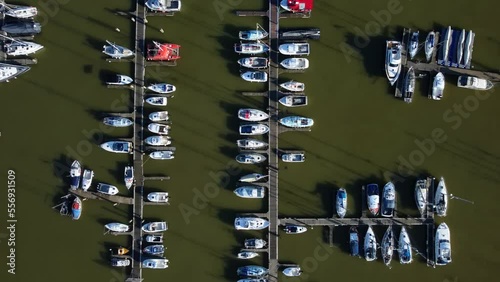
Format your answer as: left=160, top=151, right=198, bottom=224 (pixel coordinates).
left=2, top=4, right=38, bottom=18
left=432, top=72, right=445, bottom=100
left=0, top=63, right=30, bottom=83
left=435, top=223, right=452, bottom=265
left=403, top=67, right=415, bottom=104
left=463, top=30, right=474, bottom=66
left=381, top=226, right=394, bottom=266
left=434, top=177, right=448, bottom=217
left=399, top=227, right=413, bottom=264
left=102, top=40, right=134, bottom=59
left=234, top=186, right=265, bottom=199
left=280, top=80, right=305, bottom=92
left=414, top=178, right=429, bottom=216
left=424, top=31, right=435, bottom=62
left=364, top=226, right=377, bottom=261
left=282, top=266, right=302, bottom=277
left=456, top=29, right=466, bottom=64
left=239, top=173, right=268, bottom=183
left=441, top=26, right=452, bottom=62
left=408, top=31, right=419, bottom=59
left=3, top=37, right=44, bottom=56
left=237, top=251, right=259, bottom=259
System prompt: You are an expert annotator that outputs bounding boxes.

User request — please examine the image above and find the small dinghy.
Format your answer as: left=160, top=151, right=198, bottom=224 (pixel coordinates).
left=72, top=196, right=82, bottom=220
left=435, top=177, right=448, bottom=217
left=366, top=183, right=380, bottom=216
left=424, top=31, right=435, bottom=62
left=146, top=96, right=168, bottom=106
left=149, top=111, right=169, bottom=121
left=147, top=192, right=169, bottom=203
left=238, top=57, right=269, bottom=69
left=142, top=258, right=169, bottom=269
left=4, top=40, right=44, bottom=56
left=283, top=225, right=307, bottom=234
left=150, top=151, right=175, bottom=160
left=404, top=66, right=415, bottom=104
left=239, top=173, right=268, bottom=183
left=244, top=238, right=267, bottom=249
left=142, top=221, right=168, bottom=232
left=234, top=43, right=269, bottom=54
left=107, top=74, right=133, bottom=85
left=237, top=139, right=268, bottom=150
left=102, top=40, right=134, bottom=59
left=279, top=43, right=310, bottom=55
left=238, top=108, right=269, bottom=121
left=381, top=182, right=396, bottom=218
left=124, top=166, right=134, bottom=189
left=456, top=29, right=466, bottom=64
left=364, top=226, right=377, bottom=262
left=281, top=153, right=305, bottom=163
left=435, top=222, right=452, bottom=266
left=148, top=123, right=170, bottom=135
left=69, top=160, right=81, bottom=190
left=349, top=227, right=360, bottom=257
left=283, top=266, right=302, bottom=277
left=111, top=258, right=130, bottom=267
left=457, top=76, right=493, bottom=90
left=237, top=265, right=269, bottom=277
left=236, top=153, right=267, bottom=164
left=279, top=116, right=314, bottom=128
left=235, top=218, right=269, bottom=230
left=3, top=5, right=38, bottom=18
left=143, top=244, right=165, bottom=255
left=237, top=251, right=259, bottom=259
left=241, top=71, right=268, bottom=82
left=145, top=136, right=171, bottom=146
left=103, top=117, right=133, bottom=127
left=100, top=141, right=133, bottom=153
left=280, top=80, right=305, bottom=92
left=81, top=169, right=94, bottom=191
left=280, top=58, right=309, bottom=70
left=146, top=234, right=163, bottom=243
left=415, top=178, right=429, bottom=217
left=336, top=188, right=347, bottom=218
left=148, top=83, right=176, bottom=94
left=105, top=223, right=130, bottom=232
left=385, top=40, right=402, bottom=85
left=279, top=95, right=307, bottom=107
left=97, top=183, right=119, bottom=195
left=381, top=226, right=394, bottom=266
left=239, top=124, right=270, bottom=135
left=234, top=186, right=265, bottom=199
left=399, top=226, right=413, bottom=264
left=408, top=30, right=419, bottom=59
left=239, top=25, right=268, bottom=41
left=432, top=72, right=445, bottom=100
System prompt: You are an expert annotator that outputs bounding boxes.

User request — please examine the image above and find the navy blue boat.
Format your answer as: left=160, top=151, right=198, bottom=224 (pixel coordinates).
left=349, top=227, right=359, bottom=256
left=366, top=183, right=380, bottom=215
left=69, top=160, right=81, bottom=190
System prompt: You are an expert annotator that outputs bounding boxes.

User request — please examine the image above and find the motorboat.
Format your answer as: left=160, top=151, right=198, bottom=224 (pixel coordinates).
left=404, top=66, right=415, bottom=104
left=408, top=31, right=419, bottom=59
left=81, top=169, right=94, bottom=191
left=145, top=136, right=171, bottom=146
left=148, top=123, right=170, bottom=135
left=281, top=153, right=305, bottom=163
left=0, top=63, right=30, bottom=82
left=149, top=111, right=169, bottom=121
left=366, top=183, right=379, bottom=216
left=280, top=58, right=309, bottom=70
left=145, top=0, right=181, bottom=12
left=147, top=192, right=169, bottom=203
left=106, top=74, right=133, bottom=85
left=234, top=186, right=265, bottom=199
left=2, top=5, right=38, bottom=18
left=97, top=183, right=119, bottom=195
left=279, top=95, right=307, bottom=107
left=103, top=117, right=133, bottom=127
left=349, top=227, right=359, bottom=257
left=385, top=40, right=402, bottom=86
left=278, top=43, right=310, bottom=55
left=381, top=182, right=396, bottom=218
left=111, top=258, right=130, bottom=267
left=283, top=225, right=307, bottom=234
left=415, top=178, right=429, bottom=216
left=280, top=0, right=313, bottom=13
left=457, top=76, right=493, bottom=90
left=237, top=265, right=268, bottom=277
left=435, top=223, right=452, bottom=265
left=146, top=234, right=163, bottom=243
left=143, top=244, right=165, bottom=255
left=147, top=41, right=181, bottom=61
left=279, top=116, right=314, bottom=128
left=336, top=188, right=347, bottom=218
left=381, top=226, right=394, bottom=266
left=142, top=222, right=168, bottom=232
left=1, top=21, right=41, bottom=35
left=239, top=173, right=268, bottom=183
left=150, top=151, right=175, bottom=160
left=280, top=80, right=305, bottom=92
left=441, top=26, right=452, bottom=62
left=424, top=31, right=435, bottom=62
left=236, top=153, right=266, bottom=164
left=142, top=258, right=169, bottom=269
left=237, top=251, right=259, bottom=259
left=234, top=217, right=269, bottom=230
left=280, top=28, right=320, bottom=40
left=239, top=124, right=269, bottom=135
left=456, top=29, right=466, bottom=64
left=239, top=25, right=268, bottom=41
left=237, top=279, right=268, bottom=282
left=100, top=141, right=133, bottom=153
left=364, top=226, right=377, bottom=262
left=237, top=139, right=268, bottom=150
left=435, top=177, right=448, bottom=217
left=399, top=226, right=413, bottom=264
left=463, top=30, right=474, bottom=66
left=241, top=71, right=268, bottom=82
left=4, top=40, right=44, bottom=56
left=148, top=83, right=176, bottom=94
left=244, top=239, right=266, bottom=249
left=146, top=97, right=168, bottom=106
left=114, top=247, right=129, bottom=255
left=69, top=160, right=81, bottom=190
left=283, top=266, right=302, bottom=277
left=238, top=57, right=269, bottom=69
left=432, top=72, right=445, bottom=100
left=238, top=108, right=269, bottom=121
left=124, top=166, right=134, bottom=189
left=72, top=196, right=82, bottom=220
left=105, top=223, right=130, bottom=232
left=102, top=40, right=134, bottom=59
left=234, top=43, right=269, bottom=54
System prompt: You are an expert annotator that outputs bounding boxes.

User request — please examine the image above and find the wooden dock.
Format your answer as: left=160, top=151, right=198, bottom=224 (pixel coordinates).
left=235, top=10, right=268, bottom=17
left=69, top=190, right=133, bottom=205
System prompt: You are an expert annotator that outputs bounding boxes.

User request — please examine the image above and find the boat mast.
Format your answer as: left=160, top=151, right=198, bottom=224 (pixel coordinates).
left=0, top=33, right=28, bottom=45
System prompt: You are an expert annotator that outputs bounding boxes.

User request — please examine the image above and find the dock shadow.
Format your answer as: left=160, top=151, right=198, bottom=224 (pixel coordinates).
left=51, top=154, right=73, bottom=183
left=314, top=182, right=335, bottom=217
left=107, top=161, right=130, bottom=184
left=332, top=226, right=351, bottom=254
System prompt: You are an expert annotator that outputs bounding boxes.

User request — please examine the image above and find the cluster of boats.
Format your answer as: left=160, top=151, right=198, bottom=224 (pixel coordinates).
left=102, top=40, right=181, bottom=61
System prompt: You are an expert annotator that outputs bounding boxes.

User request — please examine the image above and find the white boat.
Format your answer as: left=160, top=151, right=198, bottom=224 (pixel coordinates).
left=4, top=40, right=43, bottom=56
left=236, top=153, right=266, bottom=164
left=238, top=109, right=269, bottom=121
left=234, top=186, right=265, bottom=199
left=148, top=123, right=170, bottom=135
left=279, top=116, right=314, bottom=128
left=237, top=251, right=259, bottom=259
left=279, top=95, right=307, bottom=107
left=237, top=57, right=269, bottom=69
left=0, top=62, right=30, bottom=82
left=399, top=226, right=413, bottom=264
left=146, top=234, right=163, bottom=243
left=3, top=5, right=37, bottom=18
left=237, top=139, right=268, bottom=150
left=124, top=166, right=134, bottom=189
left=280, top=80, right=305, bottom=92
left=435, top=223, right=452, bottom=266
left=147, top=192, right=169, bottom=203
left=69, top=160, right=81, bottom=190
left=404, top=67, right=415, bottom=104
left=381, top=226, right=395, bottom=266
left=408, top=31, right=419, bottom=59
left=107, top=74, right=133, bottom=85
left=284, top=225, right=307, bottom=234
left=100, top=141, right=133, bottom=154
left=239, top=173, right=268, bottom=183
left=456, top=29, right=466, bottom=64
left=105, top=223, right=129, bottom=232
left=143, top=244, right=165, bottom=255
left=97, top=183, right=119, bottom=195
left=415, top=178, right=429, bottom=216
left=282, top=153, right=305, bottom=163
left=457, top=76, right=493, bottom=90
left=150, top=151, right=175, bottom=160
left=234, top=43, right=269, bottom=54
left=111, top=257, right=130, bottom=267
left=424, top=31, right=435, bottom=62
left=142, top=258, right=169, bottom=269
left=278, top=43, right=310, bottom=55
left=146, top=96, right=168, bottom=106
left=103, top=117, right=133, bottom=127
left=239, top=124, right=269, bottom=135
left=381, top=182, right=396, bottom=218
left=283, top=266, right=302, bottom=277
left=366, top=183, right=380, bottom=216
left=441, top=26, right=452, bottom=62
left=237, top=279, right=268, bottom=282
left=149, top=111, right=169, bottom=121
left=148, top=83, right=176, bottom=94
left=142, top=222, right=168, bottom=232
left=102, top=40, right=134, bottom=59
left=239, top=25, right=268, bottom=41
left=435, top=177, right=448, bottom=217
left=432, top=72, right=445, bottom=100
left=336, top=188, right=347, bottom=218
left=463, top=30, right=474, bottom=66
left=81, top=169, right=94, bottom=191
left=145, top=136, right=171, bottom=146
left=244, top=238, right=266, bottom=249
left=241, top=71, right=268, bottom=82
left=364, top=226, right=377, bottom=262
left=385, top=40, right=402, bottom=86
left=145, top=0, right=181, bottom=12
left=237, top=266, right=269, bottom=277
left=234, top=217, right=269, bottom=230
left=280, top=58, right=309, bottom=70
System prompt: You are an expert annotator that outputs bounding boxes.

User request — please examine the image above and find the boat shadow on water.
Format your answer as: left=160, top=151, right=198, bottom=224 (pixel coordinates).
left=106, top=161, right=131, bottom=185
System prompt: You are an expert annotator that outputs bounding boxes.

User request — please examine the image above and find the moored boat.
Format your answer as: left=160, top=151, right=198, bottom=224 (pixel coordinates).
left=81, top=169, right=93, bottom=191
left=234, top=43, right=269, bottom=54
left=146, top=96, right=168, bottom=106
left=3, top=5, right=38, bottom=18
left=147, top=192, right=169, bottom=203
left=283, top=225, right=307, bottom=234
left=424, top=31, right=435, bottom=62
left=114, top=247, right=129, bottom=255
left=100, top=141, right=133, bottom=154
left=463, top=30, right=474, bottom=66
left=105, top=223, right=130, bottom=232
left=237, top=251, right=259, bottom=259
left=432, top=72, right=445, bottom=100
left=241, top=71, right=268, bottom=82
left=364, top=226, right=377, bottom=261
left=280, top=0, right=313, bottom=13
left=404, top=66, right=415, bottom=104
left=145, top=136, right=171, bottom=146
left=239, top=25, right=268, bottom=41
left=4, top=40, right=43, bottom=56
left=435, top=223, right=452, bottom=266
left=237, top=265, right=268, bottom=277
left=441, top=26, right=452, bottom=62
left=97, top=183, right=119, bottom=195
left=239, top=173, right=268, bottom=183
left=147, top=41, right=181, bottom=61
left=283, top=266, right=302, bottom=277
left=237, top=139, right=268, bottom=150
left=237, top=279, right=268, bottom=282
left=147, top=83, right=176, bottom=94
left=145, top=0, right=181, bottom=12
left=234, top=186, right=265, bottom=199
left=143, top=244, right=165, bottom=255
left=366, top=183, right=380, bottom=216
left=336, top=188, right=347, bottom=218
left=279, top=116, right=314, bottom=128
left=278, top=95, right=307, bottom=107
left=150, top=151, right=175, bottom=160
left=456, top=29, right=466, bottom=64
left=244, top=238, right=267, bottom=249
left=103, top=117, right=133, bottom=127
left=111, top=258, right=130, bottom=267
left=69, top=160, right=81, bottom=190
left=0, top=63, right=30, bottom=82
left=349, top=227, right=359, bottom=257
left=280, top=58, right=309, bottom=70
left=281, top=153, right=305, bottom=163
left=106, top=74, right=133, bottom=85
left=1, top=21, right=41, bottom=35
left=457, top=76, right=493, bottom=90
left=239, top=124, right=270, bottom=135
left=280, top=80, right=305, bottom=92
left=235, top=217, right=269, bottom=230
left=236, top=153, right=266, bottom=164
left=238, top=57, right=269, bottom=69
left=124, top=166, right=134, bottom=189
left=280, top=29, right=320, bottom=40
left=399, top=226, right=413, bottom=264
left=414, top=178, right=429, bottom=216
left=385, top=40, right=402, bottom=85
left=72, top=196, right=82, bottom=220
left=102, top=40, right=133, bottom=59
left=278, top=43, right=310, bottom=55
left=238, top=108, right=269, bottom=121
left=142, top=258, right=169, bottom=269
left=146, top=234, right=163, bottom=243
left=381, top=226, right=394, bottom=266
left=408, top=31, right=419, bottom=59
left=142, top=221, right=168, bottom=232
left=148, top=123, right=170, bottom=135
left=149, top=111, right=169, bottom=121
left=434, top=177, right=448, bottom=217
left=381, top=182, right=396, bottom=217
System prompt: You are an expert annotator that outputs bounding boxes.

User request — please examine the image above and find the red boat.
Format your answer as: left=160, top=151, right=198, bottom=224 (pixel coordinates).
left=280, top=0, right=313, bottom=13
left=147, top=41, right=181, bottom=61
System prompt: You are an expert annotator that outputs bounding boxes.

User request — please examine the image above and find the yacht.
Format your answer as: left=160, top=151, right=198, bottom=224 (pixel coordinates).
left=381, top=182, right=396, bottom=217
left=111, top=258, right=130, bottom=267
left=456, top=29, right=466, bottom=64
left=148, top=83, right=176, bottom=94
left=280, top=80, right=305, bottom=92
left=441, top=26, right=452, bottom=62
left=237, top=139, right=268, bottom=150
left=150, top=151, right=175, bottom=160
left=283, top=225, right=307, bottom=234
left=3, top=5, right=38, bottom=18
left=435, top=223, right=452, bottom=265
left=239, top=26, right=268, bottom=41
left=1, top=21, right=41, bottom=35
left=4, top=40, right=43, bottom=56
left=283, top=266, right=302, bottom=277
left=404, top=66, right=415, bottom=104
left=381, top=226, right=395, bottom=266
left=278, top=43, right=310, bottom=55
left=149, top=111, right=169, bottom=121
left=239, top=124, right=269, bottom=135
left=415, top=178, right=429, bottom=216
left=424, top=31, right=435, bottom=62
left=147, top=192, right=169, bottom=203
left=278, top=95, right=307, bottom=107
left=148, top=123, right=170, bottom=135
left=236, top=153, right=266, bottom=164
left=366, top=183, right=379, bottom=215
left=237, top=265, right=268, bottom=277
left=107, top=74, right=133, bottom=85
left=100, top=141, right=133, bottom=153
left=143, top=245, right=165, bottom=255
left=349, top=227, right=360, bottom=257
left=239, top=173, right=268, bottom=183
left=385, top=40, right=402, bottom=85
left=234, top=186, right=265, bottom=199
left=142, top=258, right=169, bottom=269
left=281, top=153, right=305, bottom=163
left=145, top=0, right=181, bottom=12
left=238, top=109, right=269, bottom=121
left=457, top=76, right=493, bottom=90
left=280, top=58, right=309, bottom=70
left=102, top=40, right=134, bottom=59
left=81, top=169, right=94, bottom=191
left=241, top=71, right=268, bottom=82
left=146, top=234, right=163, bottom=243
left=336, top=188, right=347, bottom=218
left=364, top=226, right=377, bottom=261
left=238, top=57, right=269, bottom=69
left=432, top=72, right=445, bottom=100
left=234, top=217, right=269, bottom=230
left=408, top=31, right=419, bottom=59
left=105, top=223, right=130, bottom=232
left=399, top=226, right=413, bottom=264
left=237, top=251, right=259, bottom=259
left=0, top=63, right=30, bottom=82
left=69, top=160, right=81, bottom=190
left=435, top=177, right=448, bottom=217
left=244, top=239, right=266, bottom=249
left=146, top=97, right=168, bottom=106
left=142, top=222, right=168, bottom=232
left=103, top=117, right=133, bottom=127
left=279, top=116, right=314, bottom=128
left=124, top=166, right=134, bottom=189
left=145, top=136, right=171, bottom=146
left=97, top=183, right=119, bottom=195
left=234, top=43, right=269, bottom=54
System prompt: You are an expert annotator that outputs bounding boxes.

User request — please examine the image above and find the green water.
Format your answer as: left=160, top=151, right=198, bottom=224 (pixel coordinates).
left=1, top=0, right=499, bottom=281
